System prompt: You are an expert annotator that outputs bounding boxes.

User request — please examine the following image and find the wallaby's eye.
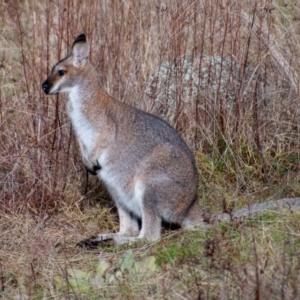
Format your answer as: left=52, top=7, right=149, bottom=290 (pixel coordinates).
left=58, top=70, right=66, bottom=76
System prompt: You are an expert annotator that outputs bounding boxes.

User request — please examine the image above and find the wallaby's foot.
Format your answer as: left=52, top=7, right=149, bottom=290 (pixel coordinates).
left=76, top=233, right=115, bottom=249
left=76, top=237, right=111, bottom=249
left=76, top=232, right=140, bottom=249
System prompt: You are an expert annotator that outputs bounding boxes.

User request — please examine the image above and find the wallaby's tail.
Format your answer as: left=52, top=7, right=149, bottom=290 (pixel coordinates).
left=183, top=197, right=300, bottom=228
left=211, top=197, right=300, bottom=224
left=232, top=197, right=300, bottom=218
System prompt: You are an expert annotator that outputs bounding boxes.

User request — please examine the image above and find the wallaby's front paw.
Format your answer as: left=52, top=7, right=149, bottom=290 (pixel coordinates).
left=85, top=163, right=101, bottom=175
left=85, top=161, right=101, bottom=175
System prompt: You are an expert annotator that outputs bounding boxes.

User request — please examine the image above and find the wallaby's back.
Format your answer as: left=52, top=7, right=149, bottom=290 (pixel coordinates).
left=42, top=34, right=203, bottom=244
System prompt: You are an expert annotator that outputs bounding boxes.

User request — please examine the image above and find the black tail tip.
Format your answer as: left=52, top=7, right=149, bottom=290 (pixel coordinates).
left=74, top=33, right=86, bottom=44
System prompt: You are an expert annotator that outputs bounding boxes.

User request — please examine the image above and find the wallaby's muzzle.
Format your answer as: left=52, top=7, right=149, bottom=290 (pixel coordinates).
left=42, top=80, right=51, bottom=95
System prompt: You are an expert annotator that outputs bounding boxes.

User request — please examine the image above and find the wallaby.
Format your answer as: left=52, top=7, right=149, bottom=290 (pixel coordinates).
left=42, top=34, right=300, bottom=247
left=42, top=34, right=204, bottom=246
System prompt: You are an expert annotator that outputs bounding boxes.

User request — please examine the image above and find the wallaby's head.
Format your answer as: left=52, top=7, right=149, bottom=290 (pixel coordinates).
left=42, top=34, right=90, bottom=95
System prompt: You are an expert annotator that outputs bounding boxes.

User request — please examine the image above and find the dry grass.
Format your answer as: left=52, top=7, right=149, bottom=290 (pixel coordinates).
left=1, top=209, right=300, bottom=299
left=0, top=0, right=300, bottom=298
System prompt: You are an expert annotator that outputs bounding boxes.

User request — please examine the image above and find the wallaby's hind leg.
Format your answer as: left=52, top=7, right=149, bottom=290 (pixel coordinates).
left=138, top=188, right=162, bottom=241
left=117, top=206, right=140, bottom=236
left=77, top=205, right=140, bottom=248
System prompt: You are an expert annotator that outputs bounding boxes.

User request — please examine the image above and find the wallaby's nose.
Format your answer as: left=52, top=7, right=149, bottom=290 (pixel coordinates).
left=42, top=80, right=50, bottom=94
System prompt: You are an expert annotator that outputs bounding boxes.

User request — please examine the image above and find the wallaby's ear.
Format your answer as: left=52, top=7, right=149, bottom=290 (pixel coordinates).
left=72, top=34, right=89, bottom=65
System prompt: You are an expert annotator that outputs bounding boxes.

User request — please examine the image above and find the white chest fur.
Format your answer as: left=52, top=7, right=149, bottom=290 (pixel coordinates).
left=67, top=88, right=96, bottom=151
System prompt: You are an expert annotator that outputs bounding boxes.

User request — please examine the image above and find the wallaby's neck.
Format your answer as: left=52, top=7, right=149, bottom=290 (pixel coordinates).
left=69, top=64, right=102, bottom=103
left=67, top=62, right=119, bottom=128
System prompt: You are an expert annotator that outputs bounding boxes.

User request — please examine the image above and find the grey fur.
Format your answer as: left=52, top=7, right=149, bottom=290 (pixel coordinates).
left=42, top=34, right=204, bottom=246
